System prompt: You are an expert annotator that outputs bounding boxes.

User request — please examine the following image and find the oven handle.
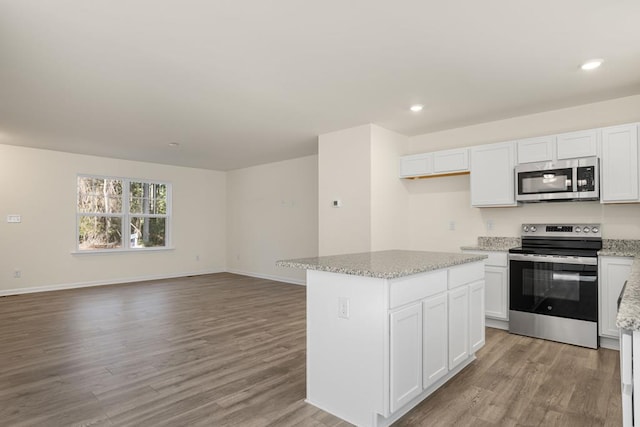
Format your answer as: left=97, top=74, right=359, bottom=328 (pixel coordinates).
left=508, top=253, right=598, bottom=265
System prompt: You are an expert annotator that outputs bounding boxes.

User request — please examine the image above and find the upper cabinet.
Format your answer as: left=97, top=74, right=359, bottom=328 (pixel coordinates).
left=601, top=123, right=639, bottom=203
left=470, top=141, right=517, bottom=207
left=400, top=148, right=468, bottom=178
left=517, top=136, right=555, bottom=163
left=517, top=129, right=599, bottom=164
left=400, top=153, right=433, bottom=178
left=556, top=129, right=599, bottom=159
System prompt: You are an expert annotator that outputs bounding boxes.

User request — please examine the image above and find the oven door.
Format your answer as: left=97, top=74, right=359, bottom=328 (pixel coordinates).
left=509, top=254, right=598, bottom=322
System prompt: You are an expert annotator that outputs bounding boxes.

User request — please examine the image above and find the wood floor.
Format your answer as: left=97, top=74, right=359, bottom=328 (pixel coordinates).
left=0, top=273, right=622, bottom=426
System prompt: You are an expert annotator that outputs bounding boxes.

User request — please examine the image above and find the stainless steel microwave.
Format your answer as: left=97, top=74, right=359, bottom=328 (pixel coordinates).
left=515, top=157, right=599, bottom=202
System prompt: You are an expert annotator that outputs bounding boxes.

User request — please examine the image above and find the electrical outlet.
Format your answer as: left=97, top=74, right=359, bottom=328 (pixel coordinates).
left=486, top=220, right=494, bottom=231
left=195, top=254, right=200, bottom=261
left=338, top=297, right=350, bottom=319
left=449, top=220, right=456, bottom=231
left=14, top=270, right=21, bottom=279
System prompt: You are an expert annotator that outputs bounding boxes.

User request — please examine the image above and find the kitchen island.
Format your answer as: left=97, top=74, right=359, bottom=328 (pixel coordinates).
left=277, top=250, right=487, bottom=427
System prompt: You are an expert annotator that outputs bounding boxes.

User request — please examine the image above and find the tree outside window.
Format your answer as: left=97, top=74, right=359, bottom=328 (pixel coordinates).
left=77, top=176, right=171, bottom=251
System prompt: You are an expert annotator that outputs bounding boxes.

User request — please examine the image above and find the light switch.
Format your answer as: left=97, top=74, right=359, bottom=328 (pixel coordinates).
left=7, top=214, right=21, bottom=223
left=332, top=200, right=342, bottom=208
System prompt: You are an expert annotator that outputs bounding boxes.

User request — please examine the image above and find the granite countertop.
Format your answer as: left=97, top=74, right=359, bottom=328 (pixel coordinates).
left=606, top=240, right=640, bottom=331
left=277, top=250, right=487, bottom=280
left=460, top=236, right=521, bottom=253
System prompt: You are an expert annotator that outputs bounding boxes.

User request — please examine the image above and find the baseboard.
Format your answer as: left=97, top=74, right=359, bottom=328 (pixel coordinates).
left=599, top=335, right=619, bottom=351
left=486, top=318, right=509, bottom=330
left=226, top=269, right=306, bottom=286
left=0, top=268, right=225, bottom=297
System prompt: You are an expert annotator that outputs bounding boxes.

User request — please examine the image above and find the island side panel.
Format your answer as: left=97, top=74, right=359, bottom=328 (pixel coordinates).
left=306, top=269, right=388, bottom=427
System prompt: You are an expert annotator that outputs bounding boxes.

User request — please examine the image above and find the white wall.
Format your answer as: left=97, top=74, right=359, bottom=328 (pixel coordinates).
left=406, top=94, right=640, bottom=252
left=226, top=155, right=318, bottom=284
left=0, top=144, right=226, bottom=294
left=318, top=125, right=372, bottom=256
left=370, top=125, right=409, bottom=250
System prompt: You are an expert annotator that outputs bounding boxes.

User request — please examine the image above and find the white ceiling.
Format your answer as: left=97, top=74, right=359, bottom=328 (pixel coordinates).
left=1, top=1, right=640, bottom=171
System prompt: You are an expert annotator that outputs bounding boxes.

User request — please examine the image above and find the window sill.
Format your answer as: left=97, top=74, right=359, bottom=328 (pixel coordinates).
left=71, top=247, right=175, bottom=255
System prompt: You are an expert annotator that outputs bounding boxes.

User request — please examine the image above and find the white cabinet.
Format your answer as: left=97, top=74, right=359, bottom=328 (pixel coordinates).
left=484, top=266, right=508, bottom=320
left=469, top=280, right=485, bottom=353
left=433, top=148, right=469, bottom=174
left=390, top=303, right=423, bottom=412
left=601, top=124, right=639, bottom=203
left=422, top=293, right=448, bottom=389
left=599, top=256, right=633, bottom=338
left=556, top=129, right=599, bottom=159
left=470, top=141, right=517, bottom=207
left=400, top=153, right=433, bottom=178
left=517, top=136, right=555, bottom=163
left=400, top=148, right=469, bottom=178
left=448, top=285, right=469, bottom=369
left=461, top=251, right=509, bottom=322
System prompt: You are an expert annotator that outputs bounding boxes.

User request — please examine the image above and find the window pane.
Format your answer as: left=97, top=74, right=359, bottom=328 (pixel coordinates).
left=130, top=182, right=167, bottom=214
left=130, top=217, right=166, bottom=248
left=78, top=216, right=122, bottom=250
left=78, top=177, right=122, bottom=213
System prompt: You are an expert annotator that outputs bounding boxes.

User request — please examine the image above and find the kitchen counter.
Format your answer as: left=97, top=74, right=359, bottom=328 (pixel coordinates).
left=601, top=240, right=640, bottom=331
left=278, top=250, right=486, bottom=427
left=277, top=249, right=486, bottom=280
left=460, top=236, right=520, bottom=252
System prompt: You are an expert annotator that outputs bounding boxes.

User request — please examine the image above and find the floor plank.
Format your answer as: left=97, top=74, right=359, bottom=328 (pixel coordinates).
left=0, top=273, right=622, bottom=426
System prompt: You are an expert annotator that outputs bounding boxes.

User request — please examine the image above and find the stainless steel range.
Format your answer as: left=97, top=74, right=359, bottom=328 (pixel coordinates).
left=508, top=223, right=602, bottom=349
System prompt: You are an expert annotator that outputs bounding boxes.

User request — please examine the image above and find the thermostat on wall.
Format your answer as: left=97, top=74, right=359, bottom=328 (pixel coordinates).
left=332, top=200, right=342, bottom=208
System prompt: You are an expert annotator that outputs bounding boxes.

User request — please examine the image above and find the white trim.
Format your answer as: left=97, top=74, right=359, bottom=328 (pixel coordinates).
left=0, top=269, right=224, bottom=297
left=600, top=335, right=620, bottom=351
left=71, top=247, right=176, bottom=255
left=226, top=269, right=306, bottom=286
left=486, top=318, right=509, bottom=330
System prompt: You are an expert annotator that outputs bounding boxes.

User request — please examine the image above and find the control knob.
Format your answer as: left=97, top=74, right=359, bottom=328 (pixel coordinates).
left=592, top=226, right=599, bottom=233
left=530, top=226, right=537, bottom=232
left=583, top=226, right=590, bottom=233
left=523, top=225, right=529, bottom=232
left=575, top=226, right=581, bottom=233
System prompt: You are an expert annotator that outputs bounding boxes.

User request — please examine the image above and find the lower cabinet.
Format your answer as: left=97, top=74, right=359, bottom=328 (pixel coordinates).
left=600, top=256, right=634, bottom=338
left=448, top=285, right=470, bottom=369
left=469, top=280, right=486, bottom=352
left=390, top=303, right=423, bottom=412
left=462, top=250, right=509, bottom=321
left=389, top=263, right=485, bottom=418
left=485, top=266, right=508, bottom=320
left=422, top=293, right=448, bottom=389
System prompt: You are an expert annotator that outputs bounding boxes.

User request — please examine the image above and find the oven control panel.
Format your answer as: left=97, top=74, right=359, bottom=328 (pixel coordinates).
left=521, top=223, right=601, bottom=238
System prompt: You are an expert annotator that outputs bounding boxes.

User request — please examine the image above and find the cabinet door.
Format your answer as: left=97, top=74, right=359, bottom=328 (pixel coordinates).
left=601, top=124, right=639, bottom=203
left=556, top=129, right=599, bottom=160
left=433, top=148, right=469, bottom=174
left=599, top=257, right=633, bottom=338
left=470, top=141, right=517, bottom=207
left=469, top=280, right=486, bottom=353
left=485, top=266, right=508, bottom=320
left=422, top=293, right=448, bottom=389
left=448, top=286, right=469, bottom=369
left=400, top=153, right=433, bottom=178
left=517, top=136, right=555, bottom=164
left=390, top=303, right=423, bottom=412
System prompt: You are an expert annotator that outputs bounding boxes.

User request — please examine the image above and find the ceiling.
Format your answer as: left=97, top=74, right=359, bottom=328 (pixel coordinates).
left=1, top=1, right=640, bottom=171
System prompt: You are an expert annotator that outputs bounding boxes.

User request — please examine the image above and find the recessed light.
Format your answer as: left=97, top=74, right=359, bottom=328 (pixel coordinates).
left=581, top=59, right=603, bottom=71
left=410, top=104, right=424, bottom=112
left=168, top=142, right=180, bottom=148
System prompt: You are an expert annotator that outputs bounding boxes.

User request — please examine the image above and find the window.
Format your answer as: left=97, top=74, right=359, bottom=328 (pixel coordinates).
left=77, top=175, right=171, bottom=251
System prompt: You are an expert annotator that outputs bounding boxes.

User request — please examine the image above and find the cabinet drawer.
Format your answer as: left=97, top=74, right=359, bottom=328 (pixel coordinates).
left=448, top=262, right=484, bottom=289
left=389, top=270, right=447, bottom=309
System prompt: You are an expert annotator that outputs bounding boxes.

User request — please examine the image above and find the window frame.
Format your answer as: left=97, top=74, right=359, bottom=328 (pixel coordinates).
left=76, top=174, right=172, bottom=253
